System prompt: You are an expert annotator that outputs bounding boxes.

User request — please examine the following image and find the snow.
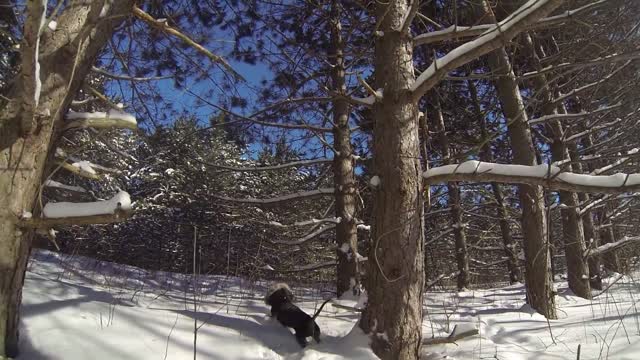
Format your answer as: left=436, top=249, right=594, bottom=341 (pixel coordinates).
left=19, top=250, right=640, bottom=360
left=21, top=211, right=33, bottom=219
left=339, top=243, right=350, bottom=253
left=43, top=191, right=131, bottom=218
left=66, top=109, right=138, bottom=127
left=424, top=160, right=640, bottom=187
left=411, top=0, right=555, bottom=93
left=71, top=160, right=97, bottom=175
left=47, top=21, right=57, bottom=31
left=33, top=0, right=47, bottom=108
left=369, top=175, right=381, bottom=187
left=20, top=250, right=376, bottom=360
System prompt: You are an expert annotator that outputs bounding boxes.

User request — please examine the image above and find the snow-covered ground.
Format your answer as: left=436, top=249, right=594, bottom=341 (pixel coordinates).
left=18, top=250, right=640, bottom=359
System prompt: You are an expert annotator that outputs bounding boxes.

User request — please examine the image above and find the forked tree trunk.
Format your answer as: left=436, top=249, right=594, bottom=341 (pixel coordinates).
left=476, top=1, right=556, bottom=318
left=0, top=2, right=135, bottom=356
left=430, top=93, right=469, bottom=290
left=470, top=79, right=520, bottom=284
left=329, top=0, right=360, bottom=298
left=360, top=1, right=425, bottom=359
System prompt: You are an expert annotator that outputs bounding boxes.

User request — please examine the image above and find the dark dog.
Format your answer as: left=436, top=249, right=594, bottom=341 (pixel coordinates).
left=264, top=283, right=332, bottom=347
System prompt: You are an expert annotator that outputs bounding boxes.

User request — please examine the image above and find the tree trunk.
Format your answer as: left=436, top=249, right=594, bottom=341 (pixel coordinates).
left=524, top=33, right=590, bottom=299
left=568, top=143, right=602, bottom=290
left=0, top=2, right=135, bottom=357
left=360, top=2, right=424, bottom=359
left=599, top=209, right=627, bottom=273
left=329, top=0, right=359, bottom=298
left=470, top=78, right=520, bottom=284
left=430, top=93, right=469, bottom=290
left=477, top=1, right=556, bottom=318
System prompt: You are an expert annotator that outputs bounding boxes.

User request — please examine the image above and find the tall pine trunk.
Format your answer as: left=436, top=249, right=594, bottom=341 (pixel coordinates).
left=0, top=2, right=135, bottom=356
left=475, top=0, right=556, bottom=318
left=360, top=2, right=425, bottom=359
left=329, top=0, right=360, bottom=298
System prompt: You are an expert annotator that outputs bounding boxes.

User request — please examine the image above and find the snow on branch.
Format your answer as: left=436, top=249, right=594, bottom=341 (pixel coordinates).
left=18, top=0, right=47, bottom=134
left=21, top=208, right=131, bottom=229
left=414, top=0, right=609, bottom=46
left=528, top=103, right=622, bottom=125
left=42, top=191, right=132, bottom=218
left=202, top=158, right=332, bottom=172
left=424, top=160, right=640, bottom=194
left=44, top=180, right=87, bottom=193
left=280, top=256, right=368, bottom=273
left=411, top=0, right=563, bottom=100
left=64, top=109, right=137, bottom=130
left=585, top=236, right=640, bottom=257
left=132, top=6, right=243, bottom=81
left=269, top=224, right=336, bottom=246
left=214, top=188, right=335, bottom=205
left=56, top=160, right=101, bottom=180
left=519, top=51, right=640, bottom=80
left=268, top=217, right=342, bottom=228
left=552, top=61, right=632, bottom=105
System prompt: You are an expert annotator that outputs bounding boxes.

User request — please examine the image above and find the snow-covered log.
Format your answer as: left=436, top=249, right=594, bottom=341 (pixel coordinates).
left=64, top=109, right=137, bottom=130
left=424, top=161, right=640, bottom=194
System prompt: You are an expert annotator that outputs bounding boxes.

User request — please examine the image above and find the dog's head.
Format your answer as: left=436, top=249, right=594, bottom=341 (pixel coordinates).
left=265, top=283, right=295, bottom=308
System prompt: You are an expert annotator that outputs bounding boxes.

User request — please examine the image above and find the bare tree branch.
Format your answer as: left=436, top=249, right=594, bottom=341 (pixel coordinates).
left=132, top=6, right=243, bottom=80
left=411, top=0, right=564, bottom=100
left=414, top=0, right=610, bottom=46
left=214, top=188, right=335, bottom=205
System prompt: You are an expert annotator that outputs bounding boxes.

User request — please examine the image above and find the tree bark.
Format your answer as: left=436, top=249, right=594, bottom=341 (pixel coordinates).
left=430, top=93, right=469, bottom=290
left=0, top=2, right=135, bottom=357
left=329, top=0, right=360, bottom=298
left=360, top=2, right=424, bottom=359
left=476, top=1, right=556, bottom=318
left=568, top=143, right=602, bottom=290
left=523, top=34, right=591, bottom=300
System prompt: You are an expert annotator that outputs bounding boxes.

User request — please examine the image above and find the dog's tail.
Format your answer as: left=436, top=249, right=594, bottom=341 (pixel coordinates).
left=312, top=298, right=332, bottom=320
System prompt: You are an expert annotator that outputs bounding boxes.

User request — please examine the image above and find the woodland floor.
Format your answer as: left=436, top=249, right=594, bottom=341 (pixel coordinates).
left=16, top=250, right=640, bottom=359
